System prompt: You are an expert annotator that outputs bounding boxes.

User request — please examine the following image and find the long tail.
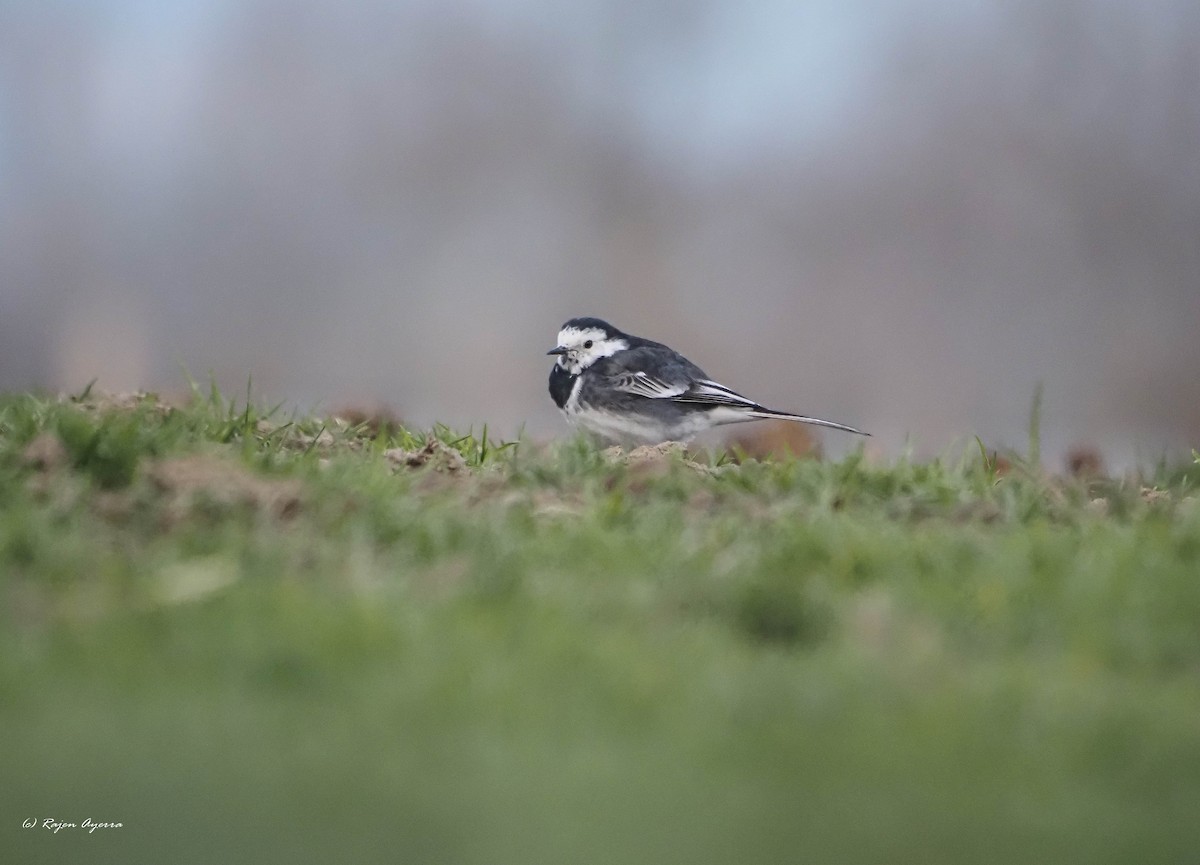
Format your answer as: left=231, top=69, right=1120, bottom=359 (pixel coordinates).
left=749, top=408, right=870, bottom=436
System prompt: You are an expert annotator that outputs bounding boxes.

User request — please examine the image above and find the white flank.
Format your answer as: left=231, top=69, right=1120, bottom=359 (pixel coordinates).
left=570, top=408, right=674, bottom=443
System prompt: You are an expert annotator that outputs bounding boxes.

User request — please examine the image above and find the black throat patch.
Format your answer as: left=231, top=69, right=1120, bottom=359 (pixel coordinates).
left=548, top=364, right=577, bottom=409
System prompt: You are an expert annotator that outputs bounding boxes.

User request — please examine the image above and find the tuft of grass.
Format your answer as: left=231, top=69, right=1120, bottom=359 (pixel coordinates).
left=53, top=405, right=146, bottom=488
left=1, top=387, right=1199, bottom=865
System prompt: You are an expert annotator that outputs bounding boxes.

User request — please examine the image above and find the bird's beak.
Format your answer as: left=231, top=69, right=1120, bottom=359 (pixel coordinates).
left=547, top=346, right=568, bottom=356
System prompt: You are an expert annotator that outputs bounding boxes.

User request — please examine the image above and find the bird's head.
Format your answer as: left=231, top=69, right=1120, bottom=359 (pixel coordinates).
left=547, top=317, right=629, bottom=375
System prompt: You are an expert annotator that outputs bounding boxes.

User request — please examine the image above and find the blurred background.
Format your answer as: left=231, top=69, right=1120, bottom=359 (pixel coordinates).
left=1, top=0, right=1197, bottom=466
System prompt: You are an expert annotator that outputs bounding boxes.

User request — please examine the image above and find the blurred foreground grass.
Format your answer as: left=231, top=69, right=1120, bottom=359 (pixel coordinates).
left=2, top=389, right=1199, bottom=864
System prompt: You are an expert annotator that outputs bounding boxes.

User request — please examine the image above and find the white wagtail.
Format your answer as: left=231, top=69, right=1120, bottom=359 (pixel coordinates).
left=547, top=317, right=868, bottom=444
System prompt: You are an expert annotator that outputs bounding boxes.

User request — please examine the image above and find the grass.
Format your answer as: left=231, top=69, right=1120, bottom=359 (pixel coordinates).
left=2, top=388, right=1199, bottom=864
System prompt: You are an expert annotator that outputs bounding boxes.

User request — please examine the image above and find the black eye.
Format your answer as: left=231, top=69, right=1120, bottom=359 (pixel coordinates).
left=583, top=340, right=593, bottom=349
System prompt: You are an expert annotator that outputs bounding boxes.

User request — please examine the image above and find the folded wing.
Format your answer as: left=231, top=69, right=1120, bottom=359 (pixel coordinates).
left=612, top=372, right=760, bottom=410
left=609, top=372, right=869, bottom=435
left=674, top=378, right=762, bottom=409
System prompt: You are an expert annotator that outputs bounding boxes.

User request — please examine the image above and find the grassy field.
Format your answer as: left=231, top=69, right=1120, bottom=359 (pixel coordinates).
left=2, top=388, right=1199, bottom=864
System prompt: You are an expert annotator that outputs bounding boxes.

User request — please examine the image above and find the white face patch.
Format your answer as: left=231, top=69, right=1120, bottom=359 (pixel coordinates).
left=554, top=326, right=629, bottom=375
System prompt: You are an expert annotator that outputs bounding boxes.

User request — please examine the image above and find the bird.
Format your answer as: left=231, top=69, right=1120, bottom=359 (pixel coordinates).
left=547, top=316, right=868, bottom=444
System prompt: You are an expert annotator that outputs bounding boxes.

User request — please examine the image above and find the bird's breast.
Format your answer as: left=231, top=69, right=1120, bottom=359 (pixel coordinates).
left=548, top=365, right=578, bottom=410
